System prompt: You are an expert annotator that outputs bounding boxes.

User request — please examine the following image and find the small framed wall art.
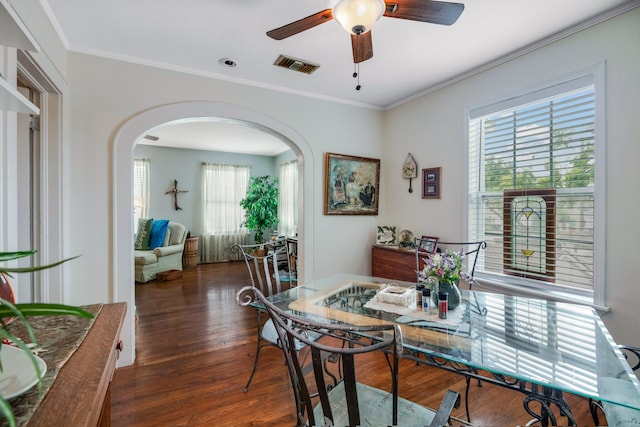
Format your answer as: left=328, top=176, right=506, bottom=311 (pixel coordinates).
left=422, top=167, right=441, bottom=199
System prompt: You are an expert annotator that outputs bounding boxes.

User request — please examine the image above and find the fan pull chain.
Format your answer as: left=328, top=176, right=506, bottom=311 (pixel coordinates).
left=353, top=63, right=361, bottom=91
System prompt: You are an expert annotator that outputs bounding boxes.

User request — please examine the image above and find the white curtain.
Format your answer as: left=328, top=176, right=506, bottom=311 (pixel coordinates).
left=201, top=163, right=250, bottom=262
left=278, top=160, right=298, bottom=237
left=133, top=158, right=150, bottom=231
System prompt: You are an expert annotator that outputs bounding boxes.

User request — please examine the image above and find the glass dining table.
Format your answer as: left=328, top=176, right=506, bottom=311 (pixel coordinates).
left=259, top=272, right=640, bottom=426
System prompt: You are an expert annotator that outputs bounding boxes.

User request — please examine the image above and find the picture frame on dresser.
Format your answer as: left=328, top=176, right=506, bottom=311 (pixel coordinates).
left=376, top=226, right=397, bottom=245
left=419, top=236, right=439, bottom=253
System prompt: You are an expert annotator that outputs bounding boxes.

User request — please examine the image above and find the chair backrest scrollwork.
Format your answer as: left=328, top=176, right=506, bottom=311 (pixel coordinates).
left=236, top=285, right=402, bottom=426
left=232, top=243, right=288, bottom=297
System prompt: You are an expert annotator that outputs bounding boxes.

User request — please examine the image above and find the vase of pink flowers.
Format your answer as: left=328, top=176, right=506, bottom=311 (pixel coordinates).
left=418, top=250, right=469, bottom=310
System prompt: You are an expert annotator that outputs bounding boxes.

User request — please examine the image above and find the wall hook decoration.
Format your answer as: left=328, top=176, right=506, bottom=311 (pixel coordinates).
left=402, top=153, right=418, bottom=193
left=165, top=179, right=188, bottom=210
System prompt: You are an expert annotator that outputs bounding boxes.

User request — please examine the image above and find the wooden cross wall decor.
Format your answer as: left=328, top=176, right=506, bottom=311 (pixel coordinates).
left=165, top=179, right=189, bottom=210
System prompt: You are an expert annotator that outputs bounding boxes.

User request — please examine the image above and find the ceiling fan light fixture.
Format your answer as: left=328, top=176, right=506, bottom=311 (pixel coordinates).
left=333, top=0, right=385, bottom=35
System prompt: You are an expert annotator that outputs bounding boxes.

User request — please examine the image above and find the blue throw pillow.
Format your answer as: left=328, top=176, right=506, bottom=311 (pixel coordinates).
left=149, top=219, right=170, bottom=249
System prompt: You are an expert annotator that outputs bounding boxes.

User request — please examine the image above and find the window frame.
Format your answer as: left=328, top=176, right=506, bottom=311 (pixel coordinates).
left=133, top=158, right=150, bottom=231
left=278, top=160, right=298, bottom=237
left=201, top=163, right=251, bottom=236
left=463, top=64, right=606, bottom=307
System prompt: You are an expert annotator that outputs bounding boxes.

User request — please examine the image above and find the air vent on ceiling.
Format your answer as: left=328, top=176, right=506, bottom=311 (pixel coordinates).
left=274, top=54, right=319, bottom=74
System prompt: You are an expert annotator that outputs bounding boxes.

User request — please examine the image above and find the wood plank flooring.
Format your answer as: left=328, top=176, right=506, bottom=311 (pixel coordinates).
left=110, top=262, right=596, bottom=426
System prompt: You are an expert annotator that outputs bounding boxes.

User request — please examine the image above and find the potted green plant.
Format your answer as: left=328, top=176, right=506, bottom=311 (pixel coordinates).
left=240, top=175, right=279, bottom=246
left=0, top=250, right=92, bottom=427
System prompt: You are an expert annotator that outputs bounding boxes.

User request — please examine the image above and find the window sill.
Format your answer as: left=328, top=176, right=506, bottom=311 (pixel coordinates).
left=473, top=276, right=610, bottom=314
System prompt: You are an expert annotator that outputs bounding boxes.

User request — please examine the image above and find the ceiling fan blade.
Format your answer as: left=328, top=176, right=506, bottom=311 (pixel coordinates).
left=351, top=31, right=374, bottom=63
left=384, top=0, right=464, bottom=26
left=266, top=9, right=334, bottom=40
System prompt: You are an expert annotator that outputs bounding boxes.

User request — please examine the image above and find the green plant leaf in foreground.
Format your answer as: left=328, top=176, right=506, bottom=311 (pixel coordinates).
left=0, top=251, right=36, bottom=263
left=0, top=303, right=93, bottom=319
left=0, top=397, right=15, bottom=427
left=0, top=300, right=94, bottom=379
left=0, top=255, right=80, bottom=276
left=0, top=251, right=88, bottom=426
left=0, top=301, right=93, bottom=427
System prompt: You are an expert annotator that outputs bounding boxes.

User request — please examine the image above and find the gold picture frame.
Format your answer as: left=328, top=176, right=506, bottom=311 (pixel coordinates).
left=324, top=152, right=380, bottom=215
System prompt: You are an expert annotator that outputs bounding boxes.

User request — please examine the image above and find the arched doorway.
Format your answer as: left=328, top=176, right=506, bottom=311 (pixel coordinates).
left=113, top=101, right=315, bottom=366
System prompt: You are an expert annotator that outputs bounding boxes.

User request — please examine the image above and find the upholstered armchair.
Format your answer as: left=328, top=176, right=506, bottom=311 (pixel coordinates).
left=134, top=221, right=188, bottom=283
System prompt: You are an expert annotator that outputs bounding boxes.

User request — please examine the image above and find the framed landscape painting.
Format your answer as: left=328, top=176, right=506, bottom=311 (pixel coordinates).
left=324, top=152, right=380, bottom=215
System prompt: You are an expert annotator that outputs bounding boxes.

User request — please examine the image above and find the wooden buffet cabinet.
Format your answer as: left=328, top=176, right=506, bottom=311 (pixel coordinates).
left=371, top=245, right=424, bottom=283
left=17, top=302, right=126, bottom=426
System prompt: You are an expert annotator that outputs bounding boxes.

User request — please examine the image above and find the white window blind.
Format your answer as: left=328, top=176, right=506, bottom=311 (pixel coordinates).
left=468, top=79, right=597, bottom=299
left=278, top=160, right=298, bottom=237
left=202, top=163, right=250, bottom=235
left=133, top=158, right=149, bottom=230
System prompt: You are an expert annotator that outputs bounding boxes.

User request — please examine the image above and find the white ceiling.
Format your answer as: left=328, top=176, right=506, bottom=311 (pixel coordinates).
left=141, top=118, right=291, bottom=156
left=39, top=0, right=637, bottom=152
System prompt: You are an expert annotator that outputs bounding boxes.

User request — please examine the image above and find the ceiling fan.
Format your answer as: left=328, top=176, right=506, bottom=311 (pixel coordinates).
left=266, top=0, right=465, bottom=64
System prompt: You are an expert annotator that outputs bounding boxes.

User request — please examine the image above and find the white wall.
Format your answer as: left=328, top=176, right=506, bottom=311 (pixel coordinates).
left=66, top=53, right=384, bottom=363
left=5, top=3, right=638, bottom=365
left=133, top=144, right=284, bottom=236
left=66, top=53, right=384, bottom=299
left=383, top=8, right=640, bottom=345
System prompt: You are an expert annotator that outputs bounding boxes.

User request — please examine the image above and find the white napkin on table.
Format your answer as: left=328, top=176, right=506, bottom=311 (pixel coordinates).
left=374, top=284, right=415, bottom=307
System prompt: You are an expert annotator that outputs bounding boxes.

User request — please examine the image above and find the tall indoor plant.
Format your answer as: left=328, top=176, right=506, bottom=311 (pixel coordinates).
left=0, top=250, right=92, bottom=427
left=240, top=175, right=279, bottom=245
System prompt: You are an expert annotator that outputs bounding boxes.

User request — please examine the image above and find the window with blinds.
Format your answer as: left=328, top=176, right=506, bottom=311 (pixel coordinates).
left=468, top=77, right=597, bottom=298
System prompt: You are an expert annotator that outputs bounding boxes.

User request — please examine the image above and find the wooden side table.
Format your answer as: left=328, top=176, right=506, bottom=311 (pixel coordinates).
left=183, top=237, right=199, bottom=269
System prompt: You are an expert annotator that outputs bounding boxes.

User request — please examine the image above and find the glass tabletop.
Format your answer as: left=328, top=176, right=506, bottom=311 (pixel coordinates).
left=262, top=273, right=640, bottom=411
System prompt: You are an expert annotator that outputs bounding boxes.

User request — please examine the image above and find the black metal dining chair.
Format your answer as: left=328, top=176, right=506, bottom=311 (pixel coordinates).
left=414, top=237, right=487, bottom=422
left=232, top=242, right=297, bottom=392
left=236, top=285, right=461, bottom=427
left=285, top=237, right=298, bottom=282
left=589, top=344, right=640, bottom=426
left=414, top=238, right=487, bottom=290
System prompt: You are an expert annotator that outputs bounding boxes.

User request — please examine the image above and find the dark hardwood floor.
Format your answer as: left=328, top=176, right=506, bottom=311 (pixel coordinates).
left=111, top=262, right=595, bottom=426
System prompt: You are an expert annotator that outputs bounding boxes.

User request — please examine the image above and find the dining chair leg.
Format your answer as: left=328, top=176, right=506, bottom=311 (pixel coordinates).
left=464, top=376, right=472, bottom=422
left=243, top=340, right=263, bottom=392
left=429, top=390, right=461, bottom=427
left=244, top=314, right=265, bottom=393
left=588, top=397, right=602, bottom=426
left=462, top=368, right=481, bottom=422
